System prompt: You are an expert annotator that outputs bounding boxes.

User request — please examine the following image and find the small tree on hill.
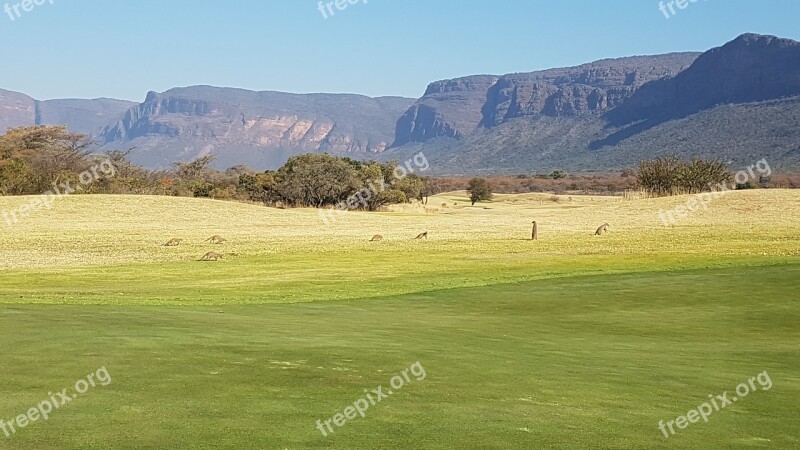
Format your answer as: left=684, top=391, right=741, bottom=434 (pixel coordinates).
left=467, top=177, right=493, bottom=205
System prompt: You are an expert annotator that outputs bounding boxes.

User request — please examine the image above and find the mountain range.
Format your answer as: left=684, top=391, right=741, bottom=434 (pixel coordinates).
left=2, top=33, right=799, bottom=174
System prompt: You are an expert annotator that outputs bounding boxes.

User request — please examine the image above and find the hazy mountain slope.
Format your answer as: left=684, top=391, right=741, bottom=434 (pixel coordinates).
left=0, top=89, right=36, bottom=132
left=0, top=90, right=133, bottom=137
left=393, top=53, right=700, bottom=147
left=36, top=98, right=136, bottom=136
left=381, top=97, right=800, bottom=175
left=384, top=33, right=800, bottom=173
left=99, top=86, right=416, bottom=169
left=608, top=34, right=800, bottom=126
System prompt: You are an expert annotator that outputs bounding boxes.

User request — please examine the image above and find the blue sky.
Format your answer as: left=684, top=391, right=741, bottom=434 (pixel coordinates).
left=1, top=0, right=797, bottom=101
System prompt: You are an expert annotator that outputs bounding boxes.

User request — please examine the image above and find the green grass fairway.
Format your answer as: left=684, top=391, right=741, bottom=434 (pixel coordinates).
left=1, top=265, right=798, bottom=449
left=0, top=192, right=798, bottom=448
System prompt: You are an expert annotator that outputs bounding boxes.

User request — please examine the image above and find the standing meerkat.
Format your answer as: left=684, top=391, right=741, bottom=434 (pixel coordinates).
left=595, top=223, right=610, bottom=236
left=415, top=231, right=428, bottom=240
left=200, top=252, right=223, bottom=261
left=162, top=238, right=183, bottom=247
left=531, top=221, right=538, bottom=240
left=370, top=235, right=384, bottom=242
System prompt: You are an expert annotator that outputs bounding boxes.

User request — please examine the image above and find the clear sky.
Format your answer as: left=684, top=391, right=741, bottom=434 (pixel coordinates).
left=1, top=0, right=798, bottom=102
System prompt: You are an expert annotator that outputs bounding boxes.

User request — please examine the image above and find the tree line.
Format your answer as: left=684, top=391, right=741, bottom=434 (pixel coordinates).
left=0, top=126, right=789, bottom=207
left=0, top=126, right=427, bottom=209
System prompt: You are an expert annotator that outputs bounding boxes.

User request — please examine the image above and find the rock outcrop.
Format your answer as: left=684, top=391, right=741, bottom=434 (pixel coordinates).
left=99, top=86, right=414, bottom=168
left=393, top=53, right=699, bottom=146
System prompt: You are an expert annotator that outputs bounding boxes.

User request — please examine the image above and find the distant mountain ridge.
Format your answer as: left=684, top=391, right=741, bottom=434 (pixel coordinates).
left=382, top=33, right=800, bottom=173
left=2, top=33, right=800, bottom=173
left=392, top=53, right=700, bottom=147
left=0, top=89, right=134, bottom=137
left=97, top=86, right=414, bottom=169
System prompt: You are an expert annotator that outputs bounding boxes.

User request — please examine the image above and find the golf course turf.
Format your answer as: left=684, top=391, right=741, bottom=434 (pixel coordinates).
left=0, top=192, right=798, bottom=448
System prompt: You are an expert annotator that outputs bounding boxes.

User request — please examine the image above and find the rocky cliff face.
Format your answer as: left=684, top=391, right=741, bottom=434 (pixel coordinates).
left=100, top=87, right=415, bottom=168
left=393, top=53, right=699, bottom=147
left=394, top=76, right=499, bottom=144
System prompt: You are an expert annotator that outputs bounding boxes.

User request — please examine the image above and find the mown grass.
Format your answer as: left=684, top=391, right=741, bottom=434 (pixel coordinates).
left=0, top=190, right=798, bottom=448
left=0, top=265, right=798, bottom=449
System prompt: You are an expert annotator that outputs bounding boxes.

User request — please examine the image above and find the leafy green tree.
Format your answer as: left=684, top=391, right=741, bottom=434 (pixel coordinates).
left=467, top=177, right=493, bottom=205
left=239, top=171, right=280, bottom=205
left=394, top=174, right=424, bottom=202
left=277, top=153, right=361, bottom=207
left=0, top=157, right=35, bottom=195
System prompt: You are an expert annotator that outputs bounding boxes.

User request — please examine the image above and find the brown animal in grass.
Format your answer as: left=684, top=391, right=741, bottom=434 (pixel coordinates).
left=200, top=252, right=223, bottom=261
left=415, top=231, right=428, bottom=240
left=162, top=238, right=183, bottom=247
left=531, top=221, right=538, bottom=241
left=595, top=223, right=610, bottom=236
left=205, top=235, right=226, bottom=244
left=370, top=235, right=384, bottom=242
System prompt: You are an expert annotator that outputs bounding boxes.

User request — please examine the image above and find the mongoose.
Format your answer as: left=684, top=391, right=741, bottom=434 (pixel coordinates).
left=205, top=235, right=226, bottom=244
left=370, top=235, right=383, bottom=242
left=531, top=221, right=538, bottom=240
left=162, top=238, right=183, bottom=247
left=415, top=231, right=428, bottom=240
left=200, top=252, right=223, bottom=261
left=595, top=223, right=610, bottom=235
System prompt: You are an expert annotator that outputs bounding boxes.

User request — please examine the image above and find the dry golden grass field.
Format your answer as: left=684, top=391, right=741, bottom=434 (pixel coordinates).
left=0, top=189, right=797, bottom=305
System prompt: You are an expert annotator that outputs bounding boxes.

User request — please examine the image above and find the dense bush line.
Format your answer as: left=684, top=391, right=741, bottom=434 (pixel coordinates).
left=0, top=126, right=426, bottom=209
left=1, top=127, right=797, bottom=206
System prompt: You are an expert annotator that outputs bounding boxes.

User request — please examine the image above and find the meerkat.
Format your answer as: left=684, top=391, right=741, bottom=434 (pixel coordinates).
left=162, top=238, right=183, bottom=247
left=370, top=235, right=384, bottom=242
left=415, top=231, right=428, bottom=240
left=205, top=235, right=226, bottom=244
left=200, top=252, right=223, bottom=261
left=531, top=221, right=538, bottom=240
left=595, top=223, right=610, bottom=236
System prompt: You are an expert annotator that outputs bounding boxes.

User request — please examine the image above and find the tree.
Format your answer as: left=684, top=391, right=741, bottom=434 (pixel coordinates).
left=277, top=153, right=361, bottom=207
left=394, top=174, right=424, bottom=203
left=0, top=126, right=94, bottom=193
left=550, top=169, right=568, bottom=180
left=174, top=155, right=216, bottom=180
left=637, top=156, right=731, bottom=196
left=239, top=171, right=280, bottom=205
left=0, top=157, right=35, bottom=195
left=420, top=176, right=436, bottom=205
left=467, top=178, right=493, bottom=205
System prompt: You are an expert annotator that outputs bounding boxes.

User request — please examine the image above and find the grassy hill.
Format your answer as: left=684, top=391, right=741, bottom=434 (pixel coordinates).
left=0, top=191, right=798, bottom=448
left=0, top=191, right=798, bottom=305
